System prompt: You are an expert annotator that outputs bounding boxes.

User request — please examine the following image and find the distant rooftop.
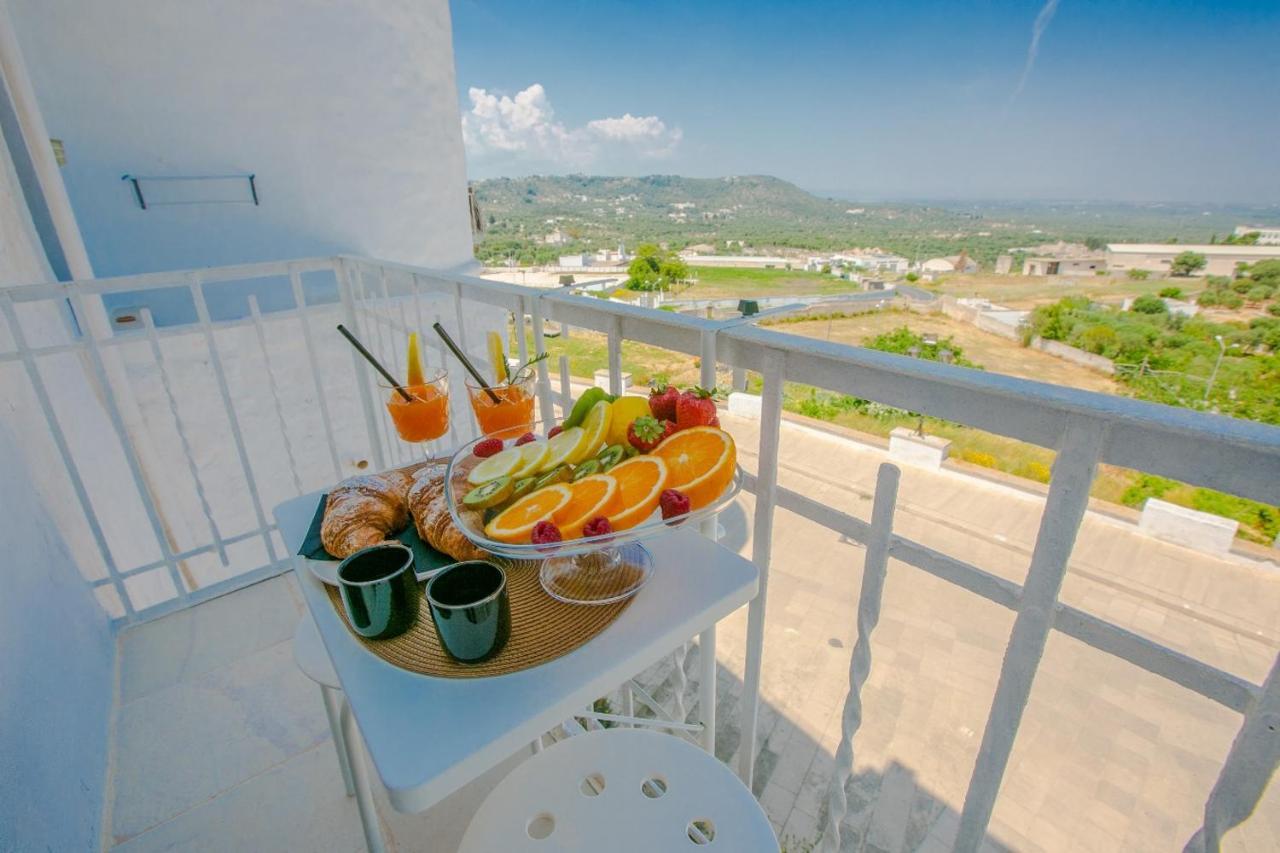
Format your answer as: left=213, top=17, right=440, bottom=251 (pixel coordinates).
left=1106, top=243, right=1280, bottom=255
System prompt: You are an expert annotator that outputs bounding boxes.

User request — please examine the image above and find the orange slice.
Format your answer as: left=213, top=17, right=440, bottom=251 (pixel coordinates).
left=650, top=426, right=736, bottom=511
left=553, top=474, right=619, bottom=538
left=484, top=483, right=573, bottom=544
left=604, top=455, right=670, bottom=531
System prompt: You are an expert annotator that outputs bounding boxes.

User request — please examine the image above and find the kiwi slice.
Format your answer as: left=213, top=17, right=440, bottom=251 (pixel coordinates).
left=508, top=476, right=538, bottom=504
left=596, top=444, right=626, bottom=470
left=534, top=465, right=572, bottom=490
left=464, top=475, right=514, bottom=509
left=572, top=459, right=601, bottom=481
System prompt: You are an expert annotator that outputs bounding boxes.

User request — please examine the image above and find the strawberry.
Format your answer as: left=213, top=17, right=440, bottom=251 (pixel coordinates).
left=582, top=517, right=613, bottom=538
left=474, top=437, right=503, bottom=458
left=660, top=489, right=691, bottom=520
left=627, top=416, right=676, bottom=453
left=548, top=425, right=564, bottom=439
left=531, top=521, right=562, bottom=544
left=514, top=432, right=536, bottom=446
left=676, top=387, right=717, bottom=430
left=649, top=382, right=679, bottom=421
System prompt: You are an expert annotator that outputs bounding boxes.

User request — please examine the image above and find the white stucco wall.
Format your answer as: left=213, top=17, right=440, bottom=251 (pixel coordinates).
left=8, top=0, right=474, bottom=280
left=0, top=113, right=114, bottom=851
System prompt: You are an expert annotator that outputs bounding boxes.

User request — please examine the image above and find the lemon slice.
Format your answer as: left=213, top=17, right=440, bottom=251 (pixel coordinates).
left=512, top=440, right=550, bottom=477
left=539, top=426, right=583, bottom=472
left=568, top=400, right=612, bottom=464
left=467, top=446, right=524, bottom=485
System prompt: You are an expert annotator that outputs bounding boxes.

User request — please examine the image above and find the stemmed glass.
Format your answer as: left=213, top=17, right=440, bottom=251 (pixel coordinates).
left=380, top=367, right=450, bottom=446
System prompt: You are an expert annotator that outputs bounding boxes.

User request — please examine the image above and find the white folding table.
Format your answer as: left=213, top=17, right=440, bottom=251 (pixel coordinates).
left=273, top=492, right=758, bottom=817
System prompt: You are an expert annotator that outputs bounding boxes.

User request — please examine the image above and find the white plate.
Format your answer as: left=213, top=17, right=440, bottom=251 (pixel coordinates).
left=306, top=556, right=442, bottom=588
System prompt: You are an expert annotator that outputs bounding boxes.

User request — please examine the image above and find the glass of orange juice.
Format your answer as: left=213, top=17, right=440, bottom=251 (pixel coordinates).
left=382, top=368, right=450, bottom=443
left=466, top=374, right=535, bottom=438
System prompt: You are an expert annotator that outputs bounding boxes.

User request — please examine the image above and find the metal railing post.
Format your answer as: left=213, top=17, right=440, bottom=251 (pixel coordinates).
left=337, top=257, right=387, bottom=472
left=737, top=347, right=786, bottom=788
left=955, top=416, right=1107, bottom=850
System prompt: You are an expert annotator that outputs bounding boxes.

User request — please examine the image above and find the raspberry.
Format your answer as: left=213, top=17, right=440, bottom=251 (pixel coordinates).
left=531, top=521, right=562, bottom=544
left=514, top=432, right=537, bottom=446
left=582, top=517, right=613, bottom=538
left=660, top=489, right=691, bottom=520
left=474, top=437, right=503, bottom=458
left=548, top=425, right=564, bottom=439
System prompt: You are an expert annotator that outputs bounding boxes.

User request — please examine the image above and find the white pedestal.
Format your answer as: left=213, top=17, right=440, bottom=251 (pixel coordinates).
left=593, top=369, right=632, bottom=393
left=888, top=427, right=951, bottom=470
left=1139, top=498, right=1238, bottom=556
left=728, top=392, right=762, bottom=420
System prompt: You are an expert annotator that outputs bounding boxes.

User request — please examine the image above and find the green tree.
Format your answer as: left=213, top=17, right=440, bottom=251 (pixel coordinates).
left=1084, top=236, right=1107, bottom=251
left=1126, top=268, right=1150, bottom=281
left=1158, top=286, right=1183, bottom=299
left=1130, top=294, right=1169, bottom=314
left=1170, top=251, right=1207, bottom=277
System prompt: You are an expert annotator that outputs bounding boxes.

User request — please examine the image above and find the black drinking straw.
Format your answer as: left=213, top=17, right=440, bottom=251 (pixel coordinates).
left=432, top=322, right=501, bottom=404
left=336, top=324, right=414, bottom=402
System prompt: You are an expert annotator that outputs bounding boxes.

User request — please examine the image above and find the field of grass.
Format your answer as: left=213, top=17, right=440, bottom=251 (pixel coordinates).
left=677, top=265, right=863, bottom=300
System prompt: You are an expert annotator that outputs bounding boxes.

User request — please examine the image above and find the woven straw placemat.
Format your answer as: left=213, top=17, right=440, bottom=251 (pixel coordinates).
left=323, top=558, right=642, bottom=678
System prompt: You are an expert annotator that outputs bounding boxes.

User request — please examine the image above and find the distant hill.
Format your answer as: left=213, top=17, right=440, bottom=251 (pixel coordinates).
left=470, top=174, right=1270, bottom=268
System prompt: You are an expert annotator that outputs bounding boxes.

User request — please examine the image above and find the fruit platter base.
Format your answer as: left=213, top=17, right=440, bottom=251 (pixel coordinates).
left=539, top=542, right=653, bottom=606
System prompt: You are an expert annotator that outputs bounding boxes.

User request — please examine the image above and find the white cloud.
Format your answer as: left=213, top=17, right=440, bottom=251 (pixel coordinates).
left=462, top=84, right=681, bottom=168
left=1009, top=0, right=1062, bottom=105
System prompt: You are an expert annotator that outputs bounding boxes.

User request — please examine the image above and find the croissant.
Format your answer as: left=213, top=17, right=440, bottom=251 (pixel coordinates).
left=321, top=468, right=415, bottom=558
left=408, top=465, right=489, bottom=562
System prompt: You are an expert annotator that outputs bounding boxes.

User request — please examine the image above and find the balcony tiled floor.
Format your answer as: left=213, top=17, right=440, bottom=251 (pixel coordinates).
left=103, top=414, right=1280, bottom=851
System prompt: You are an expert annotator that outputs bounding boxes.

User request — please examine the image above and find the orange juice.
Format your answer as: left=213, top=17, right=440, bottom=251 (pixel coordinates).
left=385, top=381, right=449, bottom=442
left=467, top=377, right=535, bottom=438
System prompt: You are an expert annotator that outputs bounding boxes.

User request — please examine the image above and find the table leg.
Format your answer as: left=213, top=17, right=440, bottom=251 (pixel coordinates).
left=698, top=626, right=717, bottom=753
left=340, top=700, right=386, bottom=853
left=321, top=685, right=356, bottom=797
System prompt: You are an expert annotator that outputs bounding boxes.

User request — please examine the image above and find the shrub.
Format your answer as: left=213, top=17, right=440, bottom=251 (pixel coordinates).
left=1220, top=292, right=1244, bottom=309
left=1232, top=278, right=1254, bottom=294
left=1130, top=294, right=1168, bottom=314
left=1077, top=324, right=1118, bottom=354
left=1269, top=303, right=1280, bottom=317
left=959, top=450, right=998, bottom=468
left=1126, top=269, right=1150, bottom=281
left=1247, top=285, right=1273, bottom=303
left=1158, top=286, right=1183, bottom=299
left=1015, top=461, right=1053, bottom=483
left=1191, top=490, right=1280, bottom=541
left=1120, top=474, right=1177, bottom=508
left=1197, top=290, right=1220, bottom=307
left=905, top=272, right=919, bottom=282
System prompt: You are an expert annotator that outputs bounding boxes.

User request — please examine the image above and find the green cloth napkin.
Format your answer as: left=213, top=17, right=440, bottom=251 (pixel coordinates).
left=298, top=494, right=457, bottom=573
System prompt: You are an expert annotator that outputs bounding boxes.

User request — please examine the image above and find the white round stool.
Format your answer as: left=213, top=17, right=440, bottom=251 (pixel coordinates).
left=293, top=615, right=386, bottom=853
left=459, top=728, right=777, bottom=852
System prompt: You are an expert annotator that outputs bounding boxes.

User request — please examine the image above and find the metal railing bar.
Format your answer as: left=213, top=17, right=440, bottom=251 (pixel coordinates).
left=512, top=294, right=529, bottom=367
left=0, top=291, right=136, bottom=617
left=337, top=258, right=386, bottom=472
left=186, top=273, right=279, bottom=567
left=737, top=347, right=786, bottom=788
left=89, top=524, right=279, bottom=582
left=68, top=287, right=189, bottom=608
left=719, top=324, right=1279, bottom=505
left=247, top=296, right=304, bottom=496
left=1185, top=655, right=1280, bottom=852
left=530, top=297, right=555, bottom=427
left=823, top=463, right=900, bottom=852
left=956, top=416, right=1108, bottom=851
left=140, top=307, right=228, bottom=567
left=4, top=256, right=336, bottom=302
left=112, top=560, right=288, bottom=625
left=288, top=265, right=344, bottom=482
left=607, top=316, right=622, bottom=397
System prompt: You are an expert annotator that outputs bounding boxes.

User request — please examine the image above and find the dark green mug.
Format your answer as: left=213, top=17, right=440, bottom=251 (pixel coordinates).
left=425, top=561, right=510, bottom=663
left=337, top=543, right=420, bottom=640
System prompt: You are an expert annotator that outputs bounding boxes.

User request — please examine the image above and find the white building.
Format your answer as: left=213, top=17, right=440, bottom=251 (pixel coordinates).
left=920, top=253, right=978, bottom=279
left=1106, top=243, right=1280, bottom=277
left=678, top=253, right=790, bottom=269
left=1233, top=225, right=1280, bottom=246
left=543, top=229, right=570, bottom=246
left=558, top=253, right=591, bottom=268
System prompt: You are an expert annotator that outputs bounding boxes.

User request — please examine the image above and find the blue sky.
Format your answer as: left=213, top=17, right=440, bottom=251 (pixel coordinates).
left=451, top=0, right=1280, bottom=203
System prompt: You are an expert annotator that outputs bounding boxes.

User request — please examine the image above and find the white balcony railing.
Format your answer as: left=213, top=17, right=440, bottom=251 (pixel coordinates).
left=2, top=255, right=1277, bottom=851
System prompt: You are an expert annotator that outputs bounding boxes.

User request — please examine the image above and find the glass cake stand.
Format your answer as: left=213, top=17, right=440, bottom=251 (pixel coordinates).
left=444, top=420, right=742, bottom=605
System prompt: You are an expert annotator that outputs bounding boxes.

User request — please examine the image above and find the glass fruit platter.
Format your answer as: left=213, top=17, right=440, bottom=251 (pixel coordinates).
left=445, top=393, right=743, bottom=604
